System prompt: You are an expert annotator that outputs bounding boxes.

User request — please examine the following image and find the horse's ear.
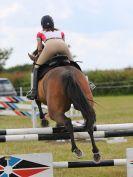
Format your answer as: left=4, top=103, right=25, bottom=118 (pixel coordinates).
left=28, top=53, right=36, bottom=61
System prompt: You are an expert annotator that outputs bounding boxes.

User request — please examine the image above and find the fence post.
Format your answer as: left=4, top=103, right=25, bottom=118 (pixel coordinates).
left=20, top=87, right=23, bottom=96
left=31, top=73, right=37, bottom=128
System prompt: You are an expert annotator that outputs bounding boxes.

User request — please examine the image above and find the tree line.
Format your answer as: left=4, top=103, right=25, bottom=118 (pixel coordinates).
left=0, top=48, right=133, bottom=96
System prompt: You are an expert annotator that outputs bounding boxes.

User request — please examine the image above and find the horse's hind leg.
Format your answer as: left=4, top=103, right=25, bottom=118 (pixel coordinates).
left=50, top=111, right=83, bottom=158
left=63, top=116, right=83, bottom=158
left=87, top=124, right=101, bottom=162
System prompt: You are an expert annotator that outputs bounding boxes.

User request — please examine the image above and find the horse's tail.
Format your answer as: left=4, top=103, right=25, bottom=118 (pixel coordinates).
left=62, top=73, right=96, bottom=126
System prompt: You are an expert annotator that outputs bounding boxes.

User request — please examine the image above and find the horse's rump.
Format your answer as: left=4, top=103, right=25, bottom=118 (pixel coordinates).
left=38, top=66, right=94, bottom=118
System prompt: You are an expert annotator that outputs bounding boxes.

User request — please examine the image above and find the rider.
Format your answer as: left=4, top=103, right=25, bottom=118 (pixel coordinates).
left=27, top=15, right=73, bottom=100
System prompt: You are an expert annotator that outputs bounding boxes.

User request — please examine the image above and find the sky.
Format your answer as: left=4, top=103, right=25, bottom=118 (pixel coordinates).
left=0, top=0, right=133, bottom=71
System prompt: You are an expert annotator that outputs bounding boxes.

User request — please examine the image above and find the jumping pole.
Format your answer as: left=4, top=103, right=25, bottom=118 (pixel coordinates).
left=0, top=123, right=133, bottom=135
left=0, top=129, right=133, bottom=142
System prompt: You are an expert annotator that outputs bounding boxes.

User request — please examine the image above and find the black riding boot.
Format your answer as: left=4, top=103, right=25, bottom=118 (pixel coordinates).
left=27, top=68, right=38, bottom=100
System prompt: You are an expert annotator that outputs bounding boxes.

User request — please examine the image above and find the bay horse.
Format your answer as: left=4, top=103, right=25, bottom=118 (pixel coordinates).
left=29, top=54, right=100, bottom=162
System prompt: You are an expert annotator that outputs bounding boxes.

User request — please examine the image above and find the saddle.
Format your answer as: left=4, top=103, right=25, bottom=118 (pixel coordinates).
left=38, top=55, right=82, bottom=80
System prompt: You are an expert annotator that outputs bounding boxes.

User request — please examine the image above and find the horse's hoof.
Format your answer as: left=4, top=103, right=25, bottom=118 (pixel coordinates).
left=93, top=152, right=101, bottom=163
left=41, top=119, right=49, bottom=127
left=73, top=148, right=84, bottom=158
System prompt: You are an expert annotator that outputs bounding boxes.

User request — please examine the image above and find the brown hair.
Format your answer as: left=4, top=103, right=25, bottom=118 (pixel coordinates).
left=44, top=27, right=59, bottom=32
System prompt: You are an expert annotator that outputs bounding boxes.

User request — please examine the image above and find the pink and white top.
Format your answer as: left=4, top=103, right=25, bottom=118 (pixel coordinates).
left=37, top=30, right=65, bottom=42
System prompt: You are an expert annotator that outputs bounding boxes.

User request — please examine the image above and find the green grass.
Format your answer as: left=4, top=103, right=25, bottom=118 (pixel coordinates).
left=0, top=95, right=133, bottom=177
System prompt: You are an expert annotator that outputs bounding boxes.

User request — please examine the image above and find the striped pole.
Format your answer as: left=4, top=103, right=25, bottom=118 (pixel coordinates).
left=53, top=159, right=126, bottom=168
left=0, top=96, right=30, bottom=103
left=0, top=126, right=85, bottom=135
left=0, top=109, right=32, bottom=117
left=0, top=123, right=133, bottom=135
left=0, top=130, right=133, bottom=142
left=73, top=121, right=133, bottom=131
left=94, top=123, right=133, bottom=131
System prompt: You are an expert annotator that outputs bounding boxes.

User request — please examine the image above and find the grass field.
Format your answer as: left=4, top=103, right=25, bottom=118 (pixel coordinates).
left=0, top=95, right=133, bottom=177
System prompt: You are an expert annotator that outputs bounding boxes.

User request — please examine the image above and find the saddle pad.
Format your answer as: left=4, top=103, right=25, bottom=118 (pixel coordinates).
left=38, top=55, right=82, bottom=80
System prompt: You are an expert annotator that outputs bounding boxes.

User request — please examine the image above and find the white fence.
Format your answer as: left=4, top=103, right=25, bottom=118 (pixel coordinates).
left=15, top=79, right=133, bottom=96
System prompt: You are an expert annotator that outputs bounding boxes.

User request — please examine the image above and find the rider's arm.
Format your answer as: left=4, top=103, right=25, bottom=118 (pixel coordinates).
left=37, top=38, right=43, bottom=54
left=61, top=32, right=65, bottom=41
left=36, top=32, right=45, bottom=54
